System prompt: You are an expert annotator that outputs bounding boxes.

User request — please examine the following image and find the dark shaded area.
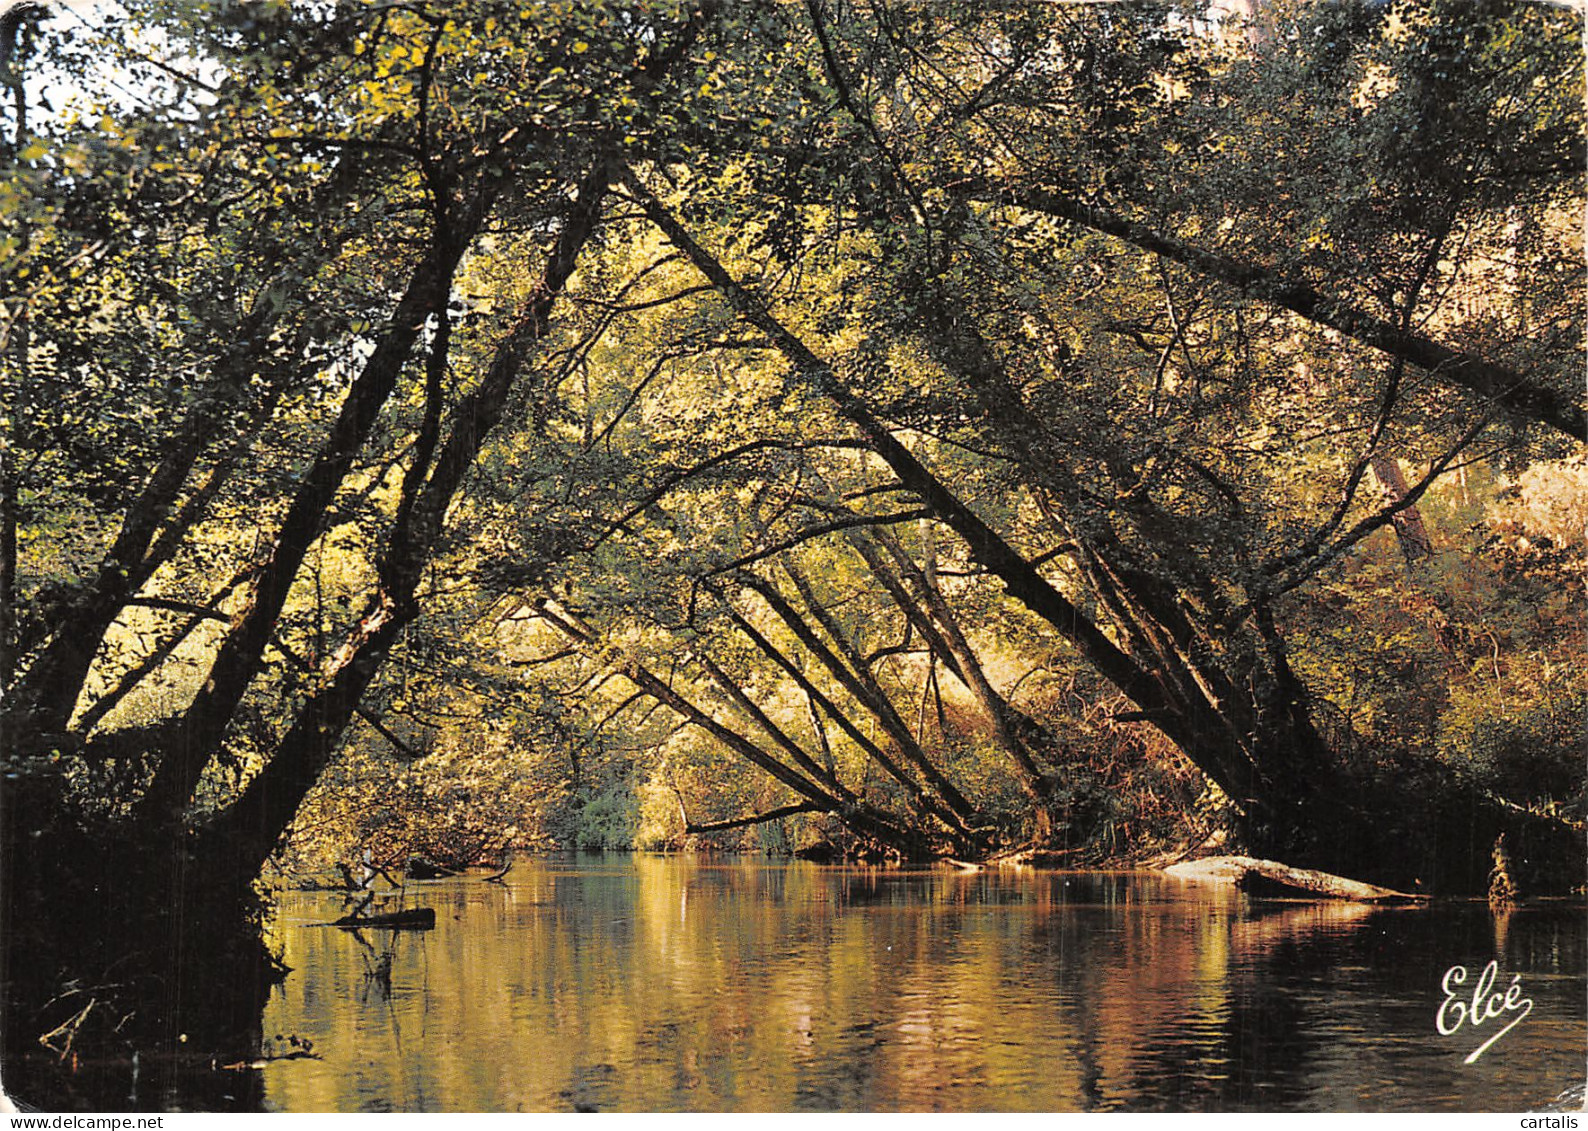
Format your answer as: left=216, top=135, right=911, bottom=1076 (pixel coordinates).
left=1237, top=759, right=1583, bottom=899
left=1, top=778, right=276, bottom=1112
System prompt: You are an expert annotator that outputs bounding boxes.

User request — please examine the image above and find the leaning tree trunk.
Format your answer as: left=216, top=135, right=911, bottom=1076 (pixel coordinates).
left=625, top=173, right=1583, bottom=895
left=1369, top=453, right=1435, bottom=562
left=849, top=526, right=1063, bottom=842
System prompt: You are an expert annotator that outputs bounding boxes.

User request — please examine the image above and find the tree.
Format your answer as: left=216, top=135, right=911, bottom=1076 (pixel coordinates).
left=1, top=0, right=721, bottom=1092
left=596, top=0, right=1579, bottom=881
left=2, top=0, right=1579, bottom=1106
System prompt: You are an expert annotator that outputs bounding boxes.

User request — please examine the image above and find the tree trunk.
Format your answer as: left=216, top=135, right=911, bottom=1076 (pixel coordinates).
left=1369, top=454, right=1435, bottom=562
left=136, top=208, right=488, bottom=824
left=717, top=587, right=973, bottom=845
left=967, top=181, right=1584, bottom=438
left=205, top=166, right=610, bottom=874
left=534, top=600, right=925, bottom=855
left=851, top=527, right=1061, bottom=841
left=737, top=569, right=982, bottom=842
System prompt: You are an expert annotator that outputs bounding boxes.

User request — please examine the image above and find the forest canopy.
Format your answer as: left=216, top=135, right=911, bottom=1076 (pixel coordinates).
left=1, top=1, right=1583, bottom=1061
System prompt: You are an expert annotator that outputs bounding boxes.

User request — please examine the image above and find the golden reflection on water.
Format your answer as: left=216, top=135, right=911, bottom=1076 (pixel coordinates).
left=258, top=856, right=1585, bottom=1113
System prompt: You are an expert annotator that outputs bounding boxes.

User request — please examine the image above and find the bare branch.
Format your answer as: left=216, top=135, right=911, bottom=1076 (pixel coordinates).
left=686, top=802, right=822, bottom=835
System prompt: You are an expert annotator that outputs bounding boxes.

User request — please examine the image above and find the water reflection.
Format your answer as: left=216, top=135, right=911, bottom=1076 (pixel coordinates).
left=259, top=856, right=1585, bottom=1112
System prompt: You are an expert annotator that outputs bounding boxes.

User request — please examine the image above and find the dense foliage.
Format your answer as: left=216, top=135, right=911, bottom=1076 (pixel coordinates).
left=0, top=0, right=1581, bottom=1101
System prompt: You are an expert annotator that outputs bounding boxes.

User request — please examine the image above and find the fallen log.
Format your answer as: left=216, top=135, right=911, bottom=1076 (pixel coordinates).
left=329, top=907, right=436, bottom=930
left=793, top=841, right=839, bottom=863
left=991, top=845, right=1084, bottom=868
left=1162, top=855, right=1425, bottom=903
left=406, top=855, right=461, bottom=880
left=220, top=1050, right=320, bottom=1071
left=941, top=858, right=983, bottom=872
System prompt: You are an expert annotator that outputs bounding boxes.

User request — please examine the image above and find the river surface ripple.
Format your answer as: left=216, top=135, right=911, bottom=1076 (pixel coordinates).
left=260, top=854, right=1586, bottom=1112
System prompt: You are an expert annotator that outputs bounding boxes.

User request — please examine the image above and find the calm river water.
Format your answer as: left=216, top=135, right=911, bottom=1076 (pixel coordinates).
left=260, top=854, right=1585, bottom=1112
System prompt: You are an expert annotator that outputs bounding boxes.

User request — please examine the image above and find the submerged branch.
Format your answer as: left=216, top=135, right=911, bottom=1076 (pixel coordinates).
left=685, top=802, right=823, bottom=835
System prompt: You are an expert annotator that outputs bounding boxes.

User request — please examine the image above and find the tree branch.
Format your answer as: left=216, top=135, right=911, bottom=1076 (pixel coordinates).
left=686, top=802, right=822, bottom=835
left=966, top=180, right=1583, bottom=438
